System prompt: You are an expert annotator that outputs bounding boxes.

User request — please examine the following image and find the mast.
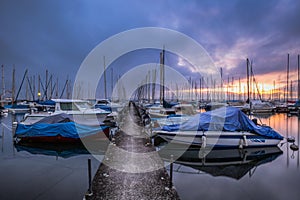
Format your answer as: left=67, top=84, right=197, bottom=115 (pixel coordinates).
left=103, top=56, right=107, bottom=99
left=32, top=75, right=35, bottom=100
left=298, top=54, right=300, bottom=100
left=246, top=58, right=250, bottom=103
left=273, top=80, right=276, bottom=101
left=231, top=77, right=234, bottom=101
left=111, top=68, right=113, bottom=100
left=56, top=77, right=59, bottom=98
left=147, top=70, right=151, bottom=102
left=152, top=69, right=156, bottom=102
left=239, top=77, right=241, bottom=101
left=46, top=69, right=48, bottom=100
left=220, top=67, right=223, bottom=101
left=199, top=77, right=202, bottom=102
left=286, top=53, right=289, bottom=103
left=12, top=66, right=15, bottom=105
left=159, top=48, right=165, bottom=104
left=38, top=75, right=41, bottom=100
left=1, top=65, right=4, bottom=104
left=26, top=73, right=29, bottom=100
left=227, top=76, right=230, bottom=101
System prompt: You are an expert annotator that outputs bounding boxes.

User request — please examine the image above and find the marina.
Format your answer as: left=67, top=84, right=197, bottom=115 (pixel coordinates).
left=1, top=102, right=300, bottom=199
left=1, top=1, right=300, bottom=199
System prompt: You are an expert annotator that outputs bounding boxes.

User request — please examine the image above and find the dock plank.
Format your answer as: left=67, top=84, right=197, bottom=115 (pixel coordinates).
left=85, top=103, right=180, bottom=200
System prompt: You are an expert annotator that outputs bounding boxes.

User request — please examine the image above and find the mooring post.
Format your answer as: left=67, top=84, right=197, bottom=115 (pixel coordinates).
left=1, top=127, right=4, bottom=152
left=86, top=158, right=93, bottom=196
left=169, top=154, right=174, bottom=188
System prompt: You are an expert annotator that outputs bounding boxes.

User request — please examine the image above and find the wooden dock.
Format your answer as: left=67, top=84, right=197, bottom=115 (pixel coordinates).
left=85, top=103, right=180, bottom=200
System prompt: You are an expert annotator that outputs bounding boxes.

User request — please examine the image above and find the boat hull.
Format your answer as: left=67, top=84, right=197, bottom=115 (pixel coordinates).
left=153, top=130, right=282, bottom=148
left=15, top=122, right=111, bottom=143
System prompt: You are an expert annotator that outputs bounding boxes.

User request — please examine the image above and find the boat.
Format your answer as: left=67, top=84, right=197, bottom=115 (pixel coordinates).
left=0, top=105, right=8, bottom=117
left=204, top=102, right=228, bottom=111
left=274, top=102, right=289, bottom=113
left=287, top=100, right=300, bottom=115
left=173, top=103, right=197, bottom=115
left=20, top=99, right=111, bottom=126
left=242, top=100, right=275, bottom=114
left=148, top=108, right=176, bottom=119
left=14, top=113, right=110, bottom=143
left=92, top=99, right=124, bottom=112
left=152, top=107, right=284, bottom=148
left=5, top=102, right=30, bottom=114
left=159, top=146, right=282, bottom=180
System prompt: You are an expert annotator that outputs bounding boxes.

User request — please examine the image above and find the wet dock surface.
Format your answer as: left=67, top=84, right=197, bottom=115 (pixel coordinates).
left=86, top=103, right=180, bottom=200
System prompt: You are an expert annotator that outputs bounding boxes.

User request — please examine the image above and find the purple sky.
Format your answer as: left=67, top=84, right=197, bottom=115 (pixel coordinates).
left=0, top=0, right=299, bottom=98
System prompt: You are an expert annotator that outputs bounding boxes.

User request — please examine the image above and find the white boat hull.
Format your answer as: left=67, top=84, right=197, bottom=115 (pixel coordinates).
left=153, top=130, right=282, bottom=148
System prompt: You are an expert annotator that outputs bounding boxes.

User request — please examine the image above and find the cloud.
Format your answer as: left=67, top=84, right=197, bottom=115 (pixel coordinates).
left=0, top=0, right=299, bottom=99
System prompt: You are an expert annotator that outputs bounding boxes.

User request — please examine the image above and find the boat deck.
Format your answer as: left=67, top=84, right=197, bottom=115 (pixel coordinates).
left=85, top=103, right=179, bottom=200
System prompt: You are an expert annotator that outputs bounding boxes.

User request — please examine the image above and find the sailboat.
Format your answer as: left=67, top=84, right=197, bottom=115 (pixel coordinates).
left=152, top=106, right=283, bottom=148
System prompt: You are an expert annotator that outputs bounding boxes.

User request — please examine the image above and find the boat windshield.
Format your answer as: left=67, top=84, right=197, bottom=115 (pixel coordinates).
left=75, top=102, right=92, bottom=110
left=60, top=102, right=80, bottom=111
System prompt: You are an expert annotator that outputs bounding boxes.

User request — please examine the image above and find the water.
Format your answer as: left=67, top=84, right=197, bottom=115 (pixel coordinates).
left=1, top=113, right=300, bottom=200
left=0, top=114, right=102, bottom=200
left=169, top=113, right=300, bottom=200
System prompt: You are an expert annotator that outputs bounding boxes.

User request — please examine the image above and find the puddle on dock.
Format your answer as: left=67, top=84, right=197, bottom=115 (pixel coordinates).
left=1, top=113, right=300, bottom=199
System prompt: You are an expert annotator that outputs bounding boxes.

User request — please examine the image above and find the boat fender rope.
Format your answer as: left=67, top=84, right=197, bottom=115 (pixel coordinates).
left=201, top=135, right=206, bottom=148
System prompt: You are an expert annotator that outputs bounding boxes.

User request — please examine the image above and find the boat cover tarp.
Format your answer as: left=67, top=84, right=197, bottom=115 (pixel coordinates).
left=162, top=107, right=283, bottom=140
left=16, top=113, right=108, bottom=139
left=16, top=122, right=108, bottom=138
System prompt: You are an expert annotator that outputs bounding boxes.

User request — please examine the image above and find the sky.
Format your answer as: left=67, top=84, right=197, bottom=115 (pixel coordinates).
left=0, top=0, right=300, bottom=99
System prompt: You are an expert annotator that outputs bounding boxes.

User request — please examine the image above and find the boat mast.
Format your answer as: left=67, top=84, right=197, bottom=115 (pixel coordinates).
left=286, top=53, right=289, bottom=103
left=239, top=77, right=241, bottom=101
left=1, top=65, right=4, bottom=104
left=12, top=66, right=15, bottom=105
left=38, top=75, right=41, bottom=100
left=246, top=58, right=251, bottom=111
left=46, top=69, right=48, bottom=100
left=159, top=48, right=165, bottom=104
left=152, top=69, right=156, bottom=102
left=103, top=56, right=107, bottom=99
left=298, top=54, right=300, bottom=100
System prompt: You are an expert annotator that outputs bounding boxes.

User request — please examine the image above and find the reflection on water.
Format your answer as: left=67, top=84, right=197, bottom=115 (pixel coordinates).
left=162, top=147, right=282, bottom=180
left=2, top=113, right=300, bottom=199
left=14, top=142, right=91, bottom=159
left=161, top=113, right=300, bottom=200
left=0, top=114, right=104, bottom=200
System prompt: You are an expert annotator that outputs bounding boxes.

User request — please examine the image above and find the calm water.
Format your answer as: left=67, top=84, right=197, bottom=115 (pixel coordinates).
left=169, top=113, right=300, bottom=200
left=1, top=113, right=300, bottom=200
left=0, top=114, right=102, bottom=200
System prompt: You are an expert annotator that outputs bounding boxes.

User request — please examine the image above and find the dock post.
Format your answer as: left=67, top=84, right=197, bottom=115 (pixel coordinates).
left=169, top=154, right=174, bottom=188
left=1, top=127, right=4, bottom=152
left=86, top=158, right=93, bottom=197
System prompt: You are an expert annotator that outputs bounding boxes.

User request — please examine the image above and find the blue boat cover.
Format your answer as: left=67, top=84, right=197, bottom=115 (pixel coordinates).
left=16, top=113, right=108, bottom=139
left=162, top=107, right=283, bottom=140
left=16, top=122, right=108, bottom=138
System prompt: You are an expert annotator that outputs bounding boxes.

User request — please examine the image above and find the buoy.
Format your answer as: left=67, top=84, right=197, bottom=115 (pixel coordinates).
left=287, top=136, right=295, bottom=143
left=290, top=144, right=299, bottom=151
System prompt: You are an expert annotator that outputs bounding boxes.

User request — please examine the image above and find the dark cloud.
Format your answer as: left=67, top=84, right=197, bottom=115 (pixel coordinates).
left=0, top=0, right=299, bottom=98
